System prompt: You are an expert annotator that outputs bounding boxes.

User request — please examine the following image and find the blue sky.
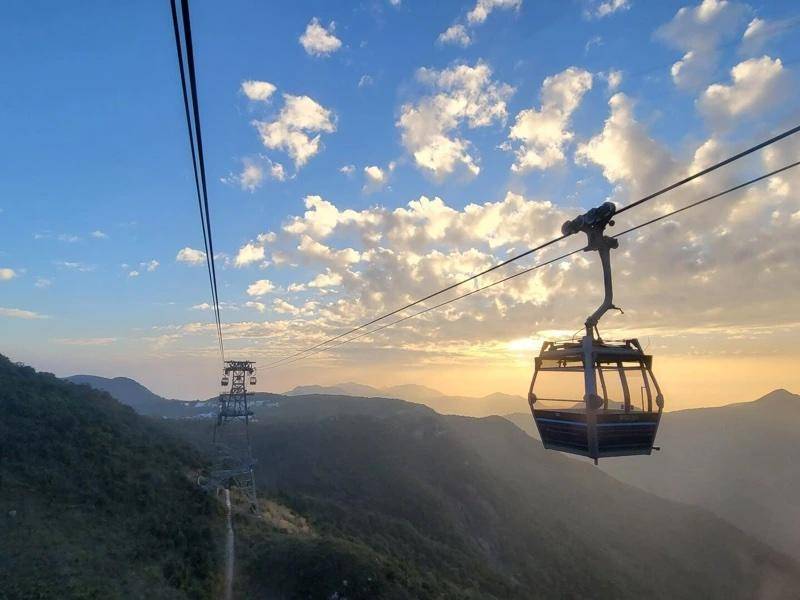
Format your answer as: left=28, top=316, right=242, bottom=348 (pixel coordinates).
left=2, top=0, right=799, bottom=404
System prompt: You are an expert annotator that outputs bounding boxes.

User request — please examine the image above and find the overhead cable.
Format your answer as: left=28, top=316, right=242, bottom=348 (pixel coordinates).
left=170, top=0, right=225, bottom=360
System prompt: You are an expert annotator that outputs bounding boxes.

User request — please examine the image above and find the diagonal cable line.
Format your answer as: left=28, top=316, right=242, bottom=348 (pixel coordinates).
left=171, top=0, right=225, bottom=360
left=263, top=159, right=800, bottom=370
left=263, top=123, right=800, bottom=368
left=170, top=0, right=220, bottom=357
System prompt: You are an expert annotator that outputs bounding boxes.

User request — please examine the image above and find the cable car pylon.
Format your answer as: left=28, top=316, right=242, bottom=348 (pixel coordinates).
left=200, top=361, right=259, bottom=512
left=528, top=202, right=664, bottom=463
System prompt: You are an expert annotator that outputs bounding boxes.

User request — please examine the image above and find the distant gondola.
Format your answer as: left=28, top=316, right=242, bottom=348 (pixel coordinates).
left=528, top=202, right=664, bottom=462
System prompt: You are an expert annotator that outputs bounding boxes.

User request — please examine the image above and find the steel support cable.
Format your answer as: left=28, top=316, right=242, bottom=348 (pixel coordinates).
left=264, top=124, right=800, bottom=368
left=263, top=160, right=800, bottom=371
left=171, top=0, right=225, bottom=360
left=170, top=0, right=219, bottom=355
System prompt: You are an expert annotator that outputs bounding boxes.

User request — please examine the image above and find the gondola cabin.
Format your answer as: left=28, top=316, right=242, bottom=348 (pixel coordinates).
left=528, top=337, right=663, bottom=461
left=526, top=201, right=665, bottom=462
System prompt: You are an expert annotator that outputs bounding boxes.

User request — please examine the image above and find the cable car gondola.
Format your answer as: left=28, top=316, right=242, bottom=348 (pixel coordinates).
left=528, top=202, right=664, bottom=462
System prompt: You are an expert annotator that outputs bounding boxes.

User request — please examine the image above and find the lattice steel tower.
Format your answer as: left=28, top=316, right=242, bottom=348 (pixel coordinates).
left=204, top=360, right=259, bottom=512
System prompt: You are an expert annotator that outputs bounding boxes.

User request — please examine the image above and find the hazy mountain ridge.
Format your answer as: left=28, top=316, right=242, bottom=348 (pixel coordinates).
left=597, top=388, right=800, bottom=561
left=285, top=381, right=530, bottom=416
left=65, top=374, right=204, bottom=417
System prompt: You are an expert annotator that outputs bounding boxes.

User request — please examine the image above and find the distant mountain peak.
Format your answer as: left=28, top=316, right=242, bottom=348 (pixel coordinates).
left=755, top=388, right=798, bottom=404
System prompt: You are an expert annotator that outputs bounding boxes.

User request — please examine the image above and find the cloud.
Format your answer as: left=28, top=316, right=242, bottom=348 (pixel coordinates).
left=54, top=261, right=95, bottom=272
left=128, top=270, right=140, bottom=277
left=698, top=56, right=789, bottom=127
left=398, top=61, right=513, bottom=178
left=238, top=160, right=265, bottom=191
left=241, top=80, right=277, bottom=101
left=234, top=242, right=266, bottom=267
left=247, top=279, right=276, bottom=296
left=575, top=93, right=677, bottom=196
left=90, top=230, right=109, bottom=239
left=603, top=69, right=623, bottom=91
left=176, top=247, right=207, bottom=265
left=741, top=17, right=799, bottom=54
left=438, top=24, right=472, bottom=47
left=54, top=337, right=116, bottom=346
left=466, top=0, right=522, bottom=25
left=140, top=260, right=159, bottom=272
left=245, top=301, right=267, bottom=313
left=253, top=94, right=336, bottom=168
left=657, top=0, right=750, bottom=89
left=35, top=277, right=52, bottom=289
left=340, top=164, right=356, bottom=176
left=308, top=268, right=344, bottom=288
left=507, top=66, right=593, bottom=172
left=0, top=268, right=16, bottom=281
left=0, top=306, right=48, bottom=319
left=298, top=235, right=362, bottom=267
left=299, top=18, right=342, bottom=57
left=362, top=163, right=396, bottom=193
left=586, top=0, right=630, bottom=19
left=358, top=75, right=374, bottom=88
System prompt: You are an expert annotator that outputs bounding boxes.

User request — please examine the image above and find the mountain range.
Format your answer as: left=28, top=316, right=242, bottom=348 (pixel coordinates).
left=48, top=367, right=800, bottom=597
left=284, top=381, right=532, bottom=416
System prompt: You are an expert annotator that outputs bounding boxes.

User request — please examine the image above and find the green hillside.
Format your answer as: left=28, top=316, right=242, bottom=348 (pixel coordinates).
left=0, top=356, right=223, bottom=599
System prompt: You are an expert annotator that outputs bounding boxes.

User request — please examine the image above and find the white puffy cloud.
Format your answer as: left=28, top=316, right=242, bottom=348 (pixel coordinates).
left=438, top=24, right=472, bottom=47
left=241, top=80, right=277, bottom=102
left=234, top=243, right=266, bottom=268
left=247, top=279, right=276, bottom=296
left=657, top=0, right=750, bottom=89
left=0, top=268, right=16, bottom=281
left=575, top=93, right=677, bottom=196
left=340, top=164, right=355, bottom=176
left=245, top=301, right=267, bottom=313
left=308, top=268, right=344, bottom=288
left=604, top=69, right=622, bottom=91
left=269, top=160, right=286, bottom=181
left=239, top=160, right=265, bottom=191
left=176, top=247, right=206, bottom=265
left=35, top=278, right=52, bottom=289
left=298, top=235, right=362, bottom=267
left=90, top=230, right=108, bottom=239
left=299, top=18, right=342, bottom=57
left=466, top=0, right=522, bottom=25
left=140, top=260, right=159, bottom=272
left=586, top=0, right=630, bottom=19
left=128, top=270, right=139, bottom=277
left=398, top=61, right=513, bottom=178
left=254, top=94, right=336, bottom=168
left=698, top=56, right=789, bottom=127
left=741, top=17, right=798, bottom=54
left=362, top=163, right=396, bottom=193
left=507, top=67, right=593, bottom=172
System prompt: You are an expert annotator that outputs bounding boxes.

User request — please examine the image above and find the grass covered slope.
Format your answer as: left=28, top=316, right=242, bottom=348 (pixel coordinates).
left=225, top=395, right=800, bottom=599
left=0, top=356, right=222, bottom=599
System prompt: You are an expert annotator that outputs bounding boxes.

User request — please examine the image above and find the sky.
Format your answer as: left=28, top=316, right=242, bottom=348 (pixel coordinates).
left=1, top=0, right=799, bottom=410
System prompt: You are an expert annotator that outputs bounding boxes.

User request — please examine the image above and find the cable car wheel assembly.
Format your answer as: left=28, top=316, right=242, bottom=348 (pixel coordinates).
left=528, top=202, right=664, bottom=463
